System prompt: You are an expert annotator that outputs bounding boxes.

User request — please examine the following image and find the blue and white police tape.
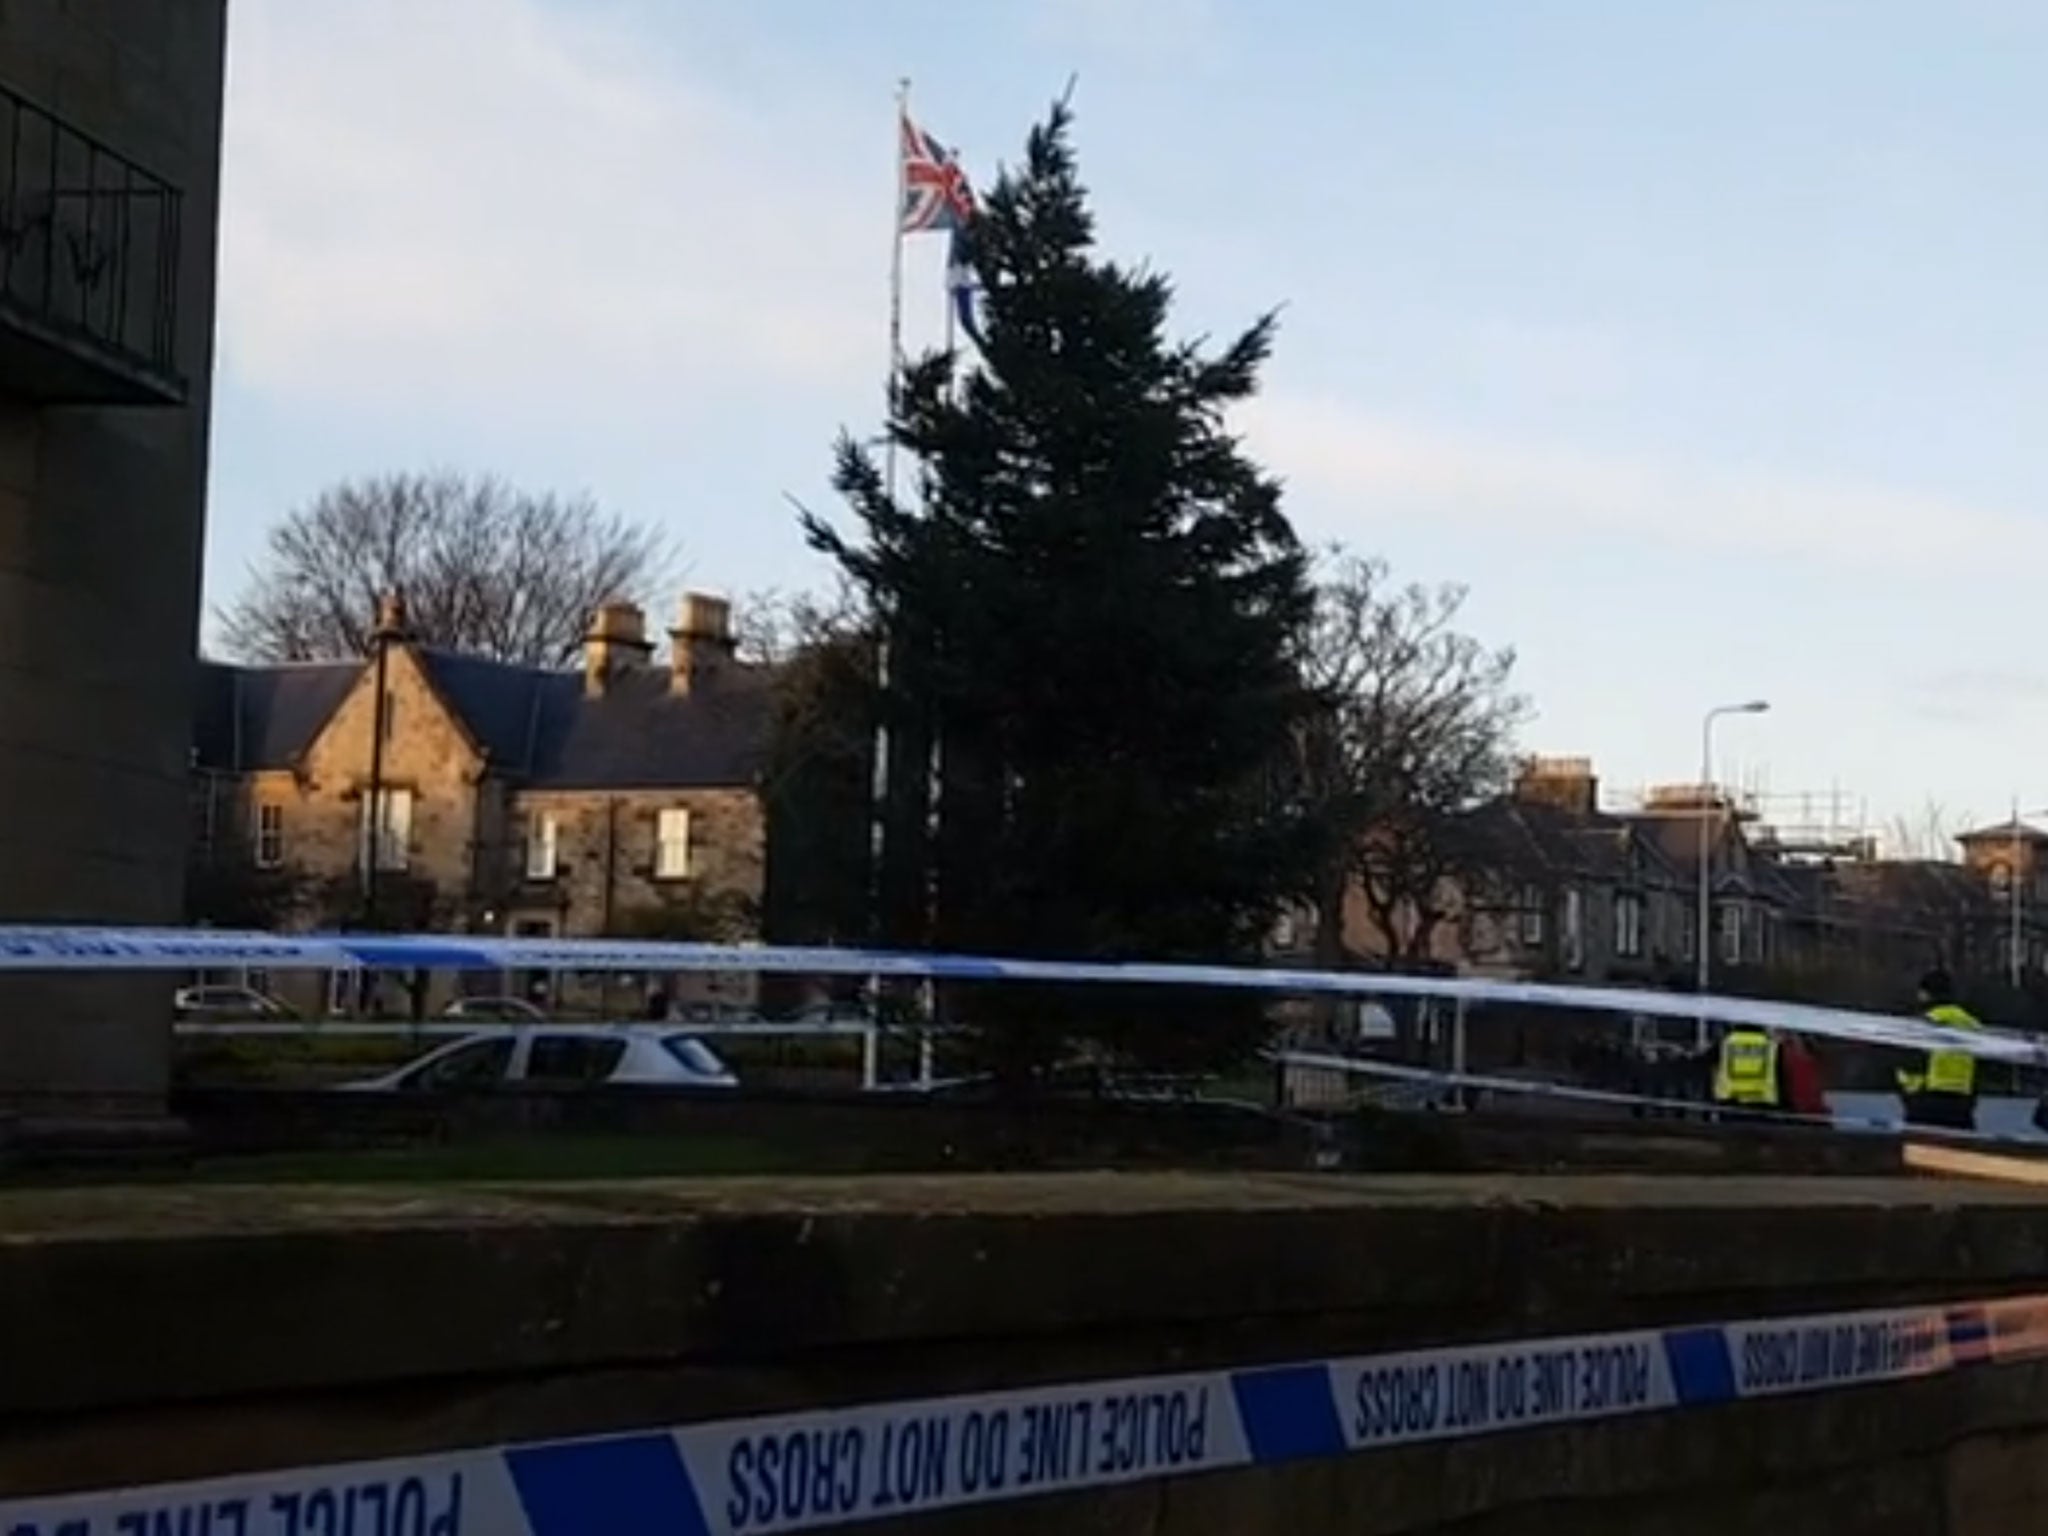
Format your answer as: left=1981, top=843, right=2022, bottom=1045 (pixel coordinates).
left=10, top=1291, right=2048, bottom=1535
left=1, top=923, right=2040, bottom=1067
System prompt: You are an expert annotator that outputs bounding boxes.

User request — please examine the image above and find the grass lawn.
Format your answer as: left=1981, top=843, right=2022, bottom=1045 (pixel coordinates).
left=182, top=1133, right=818, bottom=1184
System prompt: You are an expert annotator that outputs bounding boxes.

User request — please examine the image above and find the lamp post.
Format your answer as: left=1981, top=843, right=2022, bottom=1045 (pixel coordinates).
left=1696, top=700, right=1769, bottom=1047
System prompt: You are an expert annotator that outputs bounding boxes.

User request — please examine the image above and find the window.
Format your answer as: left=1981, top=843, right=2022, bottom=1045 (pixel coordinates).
left=192, top=777, right=219, bottom=853
left=1718, top=903, right=1744, bottom=966
left=1991, top=861, right=2014, bottom=897
left=524, top=1034, right=626, bottom=1086
left=524, top=813, right=558, bottom=881
left=1614, top=892, right=1644, bottom=959
left=663, top=1035, right=729, bottom=1079
left=656, top=807, right=692, bottom=880
left=254, top=803, right=283, bottom=868
left=359, top=787, right=413, bottom=872
left=403, top=1036, right=514, bottom=1092
left=1517, top=885, right=1545, bottom=945
left=1679, top=917, right=1698, bottom=963
left=1561, top=887, right=1585, bottom=972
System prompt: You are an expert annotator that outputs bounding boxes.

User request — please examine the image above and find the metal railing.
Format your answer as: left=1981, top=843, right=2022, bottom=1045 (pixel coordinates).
left=174, top=1016, right=951, bottom=1092
left=0, top=79, right=183, bottom=394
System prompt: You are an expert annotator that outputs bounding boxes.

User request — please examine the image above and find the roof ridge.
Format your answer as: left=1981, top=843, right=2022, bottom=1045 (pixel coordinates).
left=202, top=656, right=361, bottom=674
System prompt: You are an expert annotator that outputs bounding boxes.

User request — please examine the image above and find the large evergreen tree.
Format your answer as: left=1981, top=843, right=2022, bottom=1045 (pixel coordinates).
left=807, top=105, right=1313, bottom=1069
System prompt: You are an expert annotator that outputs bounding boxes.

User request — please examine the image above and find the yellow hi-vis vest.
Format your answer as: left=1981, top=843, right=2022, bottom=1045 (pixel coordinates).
left=1714, top=1029, right=1779, bottom=1106
left=1921, top=1003, right=1980, bottom=1097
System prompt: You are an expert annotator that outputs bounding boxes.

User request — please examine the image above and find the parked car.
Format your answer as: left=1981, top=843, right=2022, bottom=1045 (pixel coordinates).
left=341, top=1026, right=739, bottom=1093
left=439, top=995, right=547, bottom=1022
left=173, top=984, right=298, bottom=1021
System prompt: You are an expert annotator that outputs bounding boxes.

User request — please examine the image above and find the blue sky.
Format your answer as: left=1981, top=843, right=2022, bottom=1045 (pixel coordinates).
left=211, top=0, right=2048, bottom=841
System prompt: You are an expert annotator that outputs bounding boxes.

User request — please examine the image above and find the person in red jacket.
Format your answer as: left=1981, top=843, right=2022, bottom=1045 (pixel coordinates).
left=1777, top=1031, right=1829, bottom=1119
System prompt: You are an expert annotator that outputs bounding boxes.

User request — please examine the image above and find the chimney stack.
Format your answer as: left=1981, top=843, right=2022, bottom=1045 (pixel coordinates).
left=669, top=591, right=735, bottom=696
left=583, top=599, right=652, bottom=696
left=369, top=589, right=412, bottom=649
left=1514, top=755, right=1600, bottom=817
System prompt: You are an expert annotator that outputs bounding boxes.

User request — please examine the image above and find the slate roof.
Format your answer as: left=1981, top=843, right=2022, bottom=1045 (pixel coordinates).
left=191, top=661, right=358, bottom=772
left=1604, top=810, right=1794, bottom=900
left=193, top=649, right=771, bottom=789
left=1466, top=799, right=1681, bottom=885
left=1957, top=819, right=2048, bottom=847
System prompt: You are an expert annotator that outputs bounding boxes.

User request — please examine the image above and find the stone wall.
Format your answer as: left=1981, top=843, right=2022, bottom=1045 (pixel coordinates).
left=505, top=786, right=765, bottom=932
left=9, top=1173, right=2048, bottom=1533
left=288, top=646, right=490, bottom=918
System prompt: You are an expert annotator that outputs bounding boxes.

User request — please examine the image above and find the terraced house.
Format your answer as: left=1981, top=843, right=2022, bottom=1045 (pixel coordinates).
left=187, top=591, right=772, bottom=1012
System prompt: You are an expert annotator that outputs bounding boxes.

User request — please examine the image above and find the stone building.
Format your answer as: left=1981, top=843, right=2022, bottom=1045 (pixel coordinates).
left=1275, top=758, right=1698, bottom=989
left=1458, top=759, right=1697, bottom=987
left=189, top=593, right=773, bottom=1014
left=0, top=3, right=229, bottom=1112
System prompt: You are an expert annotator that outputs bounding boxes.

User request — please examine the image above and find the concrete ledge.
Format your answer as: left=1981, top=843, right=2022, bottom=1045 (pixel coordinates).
left=6, top=1173, right=2048, bottom=1425
left=13, top=1172, right=2048, bottom=1526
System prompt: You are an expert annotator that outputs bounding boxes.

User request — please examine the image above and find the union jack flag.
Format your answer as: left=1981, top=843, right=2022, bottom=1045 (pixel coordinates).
left=900, top=113, right=973, bottom=234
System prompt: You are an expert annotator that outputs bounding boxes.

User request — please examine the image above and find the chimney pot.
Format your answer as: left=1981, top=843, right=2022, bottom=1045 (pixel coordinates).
left=371, top=590, right=412, bottom=646
left=584, top=599, right=651, bottom=695
left=670, top=590, right=736, bottom=696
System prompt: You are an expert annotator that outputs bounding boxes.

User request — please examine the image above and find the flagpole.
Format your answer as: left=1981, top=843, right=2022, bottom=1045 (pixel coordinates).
left=923, top=235, right=954, bottom=1029
left=870, top=79, right=908, bottom=1004
left=941, top=257, right=956, bottom=360
left=885, top=78, right=909, bottom=504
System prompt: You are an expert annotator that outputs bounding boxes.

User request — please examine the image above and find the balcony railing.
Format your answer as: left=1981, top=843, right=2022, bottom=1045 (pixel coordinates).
left=0, top=80, right=184, bottom=404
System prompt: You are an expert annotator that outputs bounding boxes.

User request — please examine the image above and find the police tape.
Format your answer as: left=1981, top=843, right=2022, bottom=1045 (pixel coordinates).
left=7, top=1291, right=2047, bottom=1535
left=2, top=924, right=2041, bottom=1066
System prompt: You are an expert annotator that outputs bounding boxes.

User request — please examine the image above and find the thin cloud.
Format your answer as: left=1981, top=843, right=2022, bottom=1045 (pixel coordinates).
left=1030, top=0, right=1229, bottom=68
left=1242, top=394, right=2042, bottom=574
left=219, top=0, right=883, bottom=415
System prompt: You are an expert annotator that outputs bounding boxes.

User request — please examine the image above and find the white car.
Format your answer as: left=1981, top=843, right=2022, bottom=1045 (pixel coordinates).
left=342, top=1026, right=739, bottom=1093
left=440, top=995, right=547, bottom=1022
left=173, top=984, right=297, bottom=1021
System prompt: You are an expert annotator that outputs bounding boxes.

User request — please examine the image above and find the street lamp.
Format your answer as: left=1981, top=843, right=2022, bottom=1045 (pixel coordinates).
left=1696, top=700, right=1769, bottom=1045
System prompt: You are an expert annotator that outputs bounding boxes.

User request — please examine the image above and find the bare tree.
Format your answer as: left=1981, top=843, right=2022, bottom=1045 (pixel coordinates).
left=1291, top=551, right=1528, bottom=964
left=1884, top=798, right=1972, bottom=863
left=733, top=580, right=866, bottom=667
left=218, top=471, right=675, bottom=666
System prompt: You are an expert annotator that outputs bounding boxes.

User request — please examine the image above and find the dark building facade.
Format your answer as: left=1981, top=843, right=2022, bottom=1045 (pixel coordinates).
left=0, top=3, right=229, bottom=1109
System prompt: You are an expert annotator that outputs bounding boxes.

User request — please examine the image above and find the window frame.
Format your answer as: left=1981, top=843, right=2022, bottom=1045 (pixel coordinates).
left=524, top=811, right=559, bottom=882
left=655, top=807, right=693, bottom=881
left=402, top=1035, right=513, bottom=1092
left=1561, top=886, right=1585, bottom=972
left=253, top=803, right=284, bottom=869
left=1718, top=902, right=1744, bottom=966
left=522, top=1033, right=627, bottom=1086
left=1614, top=891, right=1645, bottom=959
left=359, top=787, right=413, bottom=872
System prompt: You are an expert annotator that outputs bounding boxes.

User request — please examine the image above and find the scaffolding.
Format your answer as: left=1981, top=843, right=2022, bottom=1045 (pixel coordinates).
left=1604, top=780, right=1882, bottom=864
